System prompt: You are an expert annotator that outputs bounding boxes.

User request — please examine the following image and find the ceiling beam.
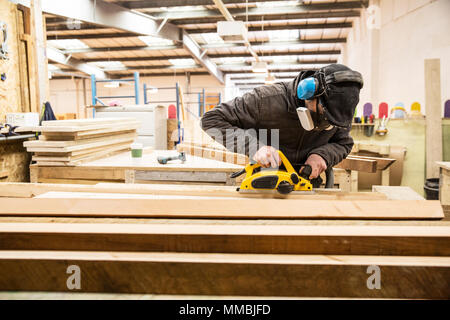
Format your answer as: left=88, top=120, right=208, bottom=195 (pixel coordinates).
left=149, top=1, right=368, bottom=20
left=47, top=46, right=107, bottom=79
left=116, top=72, right=210, bottom=78
left=61, top=39, right=345, bottom=54
left=40, top=0, right=223, bottom=82
left=182, top=31, right=224, bottom=83
left=47, top=32, right=139, bottom=40
left=224, top=68, right=318, bottom=74
left=80, top=50, right=341, bottom=62
left=46, top=10, right=361, bottom=27
left=105, top=62, right=332, bottom=73
left=63, top=44, right=183, bottom=54
left=219, top=60, right=336, bottom=69
left=40, top=0, right=181, bottom=41
left=115, top=0, right=289, bottom=9
left=187, top=22, right=352, bottom=34
left=172, top=10, right=361, bottom=25
left=47, top=21, right=353, bottom=37
left=201, top=38, right=346, bottom=49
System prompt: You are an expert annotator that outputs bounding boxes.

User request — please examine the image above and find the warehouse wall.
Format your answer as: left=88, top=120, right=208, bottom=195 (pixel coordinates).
left=48, top=74, right=225, bottom=118
left=342, top=0, right=450, bottom=117
left=0, top=1, right=32, bottom=182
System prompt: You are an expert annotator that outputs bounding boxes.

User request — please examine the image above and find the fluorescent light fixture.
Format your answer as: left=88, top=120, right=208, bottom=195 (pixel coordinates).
left=47, top=39, right=89, bottom=50
left=217, top=21, right=248, bottom=43
left=138, top=36, right=173, bottom=46
left=87, top=61, right=126, bottom=70
left=168, top=58, right=196, bottom=66
left=252, top=61, right=268, bottom=73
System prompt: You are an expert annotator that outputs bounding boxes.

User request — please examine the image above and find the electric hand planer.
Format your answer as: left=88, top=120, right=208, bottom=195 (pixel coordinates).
left=231, top=150, right=333, bottom=195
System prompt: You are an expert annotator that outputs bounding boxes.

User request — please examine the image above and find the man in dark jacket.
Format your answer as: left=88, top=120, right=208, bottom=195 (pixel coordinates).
left=200, top=64, right=363, bottom=179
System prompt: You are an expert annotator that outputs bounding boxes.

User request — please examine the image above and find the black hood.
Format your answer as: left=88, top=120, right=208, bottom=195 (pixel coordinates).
left=291, top=64, right=362, bottom=128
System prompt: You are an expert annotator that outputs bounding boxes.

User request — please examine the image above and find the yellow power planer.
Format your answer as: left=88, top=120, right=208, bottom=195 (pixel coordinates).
left=230, top=150, right=314, bottom=195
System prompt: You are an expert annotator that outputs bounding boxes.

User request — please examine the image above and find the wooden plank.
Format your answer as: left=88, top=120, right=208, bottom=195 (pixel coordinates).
left=335, top=157, right=377, bottom=173
left=31, top=166, right=125, bottom=181
left=0, top=251, right=448, bottom=298
left=32, top=142, right=131, bottom=161
left=25, top=134, right=136, bottom=153
left=177, top=143, right=249, bottom=165
left=41, top=118, right=134, bottom=127
left=347, top=155, right=396, bottom=171
left=25, top=131, right=136, bottom=148
left=42, top=127, right=140, bottom=141
left=35, top=147, right=130, bottom=167
left=425, top=59, right=443, bottom=178
left=34, top=142, right=131, bottom=157
left=0, top=222, right=449, bottom=256
left=0, top=196, right=443, bottom=219
left=438, top=165, right=450, bottom=206
left=17, top=120, right=140, bottom=133
left=0, top=182, right=388, bottom=200
left=372, top=186, right=425, bottom=200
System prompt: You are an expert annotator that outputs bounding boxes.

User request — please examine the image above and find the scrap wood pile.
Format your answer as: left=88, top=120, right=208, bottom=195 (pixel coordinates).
left=21, top=118, right=139, bottom=166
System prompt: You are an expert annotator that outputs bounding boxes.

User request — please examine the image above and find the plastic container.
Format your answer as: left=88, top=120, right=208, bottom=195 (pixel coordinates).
left=130, top=142, right=143, bottom=158
left=423, top=178, right=439, bottom=200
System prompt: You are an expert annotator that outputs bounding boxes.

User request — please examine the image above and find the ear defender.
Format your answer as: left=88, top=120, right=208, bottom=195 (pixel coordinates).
left=297, top=77, right=319, bottom=100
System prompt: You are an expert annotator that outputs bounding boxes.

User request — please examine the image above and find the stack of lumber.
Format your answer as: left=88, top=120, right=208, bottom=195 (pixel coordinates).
left=0, top=182, right=447, bottom=298
left=21, top=118, right=139, bottom=166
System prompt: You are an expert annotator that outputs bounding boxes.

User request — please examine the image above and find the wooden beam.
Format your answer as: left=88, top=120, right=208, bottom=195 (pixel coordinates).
left=0, top=182, right=388, bottom=200
left=0, top=196, right=443, bottom=219
left=347, top=155, right=396, bottom=171
left=177, top=143, right=249, bottom=165
left=1, top=222, right=449, bottom=256
left=0, top=171, right=8, bottom=179
left=425, top=59, right=443, bottom=178
left=0, top=251, right=448, bottom=298
left=335, top=157, right=377, bottom=173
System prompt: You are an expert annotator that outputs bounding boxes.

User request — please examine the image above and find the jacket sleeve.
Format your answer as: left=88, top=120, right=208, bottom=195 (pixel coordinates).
left=307, top=128, right=354, bottom=167
left=200, top=90, right=263, bottom=158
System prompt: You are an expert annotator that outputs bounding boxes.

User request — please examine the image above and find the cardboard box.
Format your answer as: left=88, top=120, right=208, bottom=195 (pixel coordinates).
left=5, top=113, right=39, bottom=127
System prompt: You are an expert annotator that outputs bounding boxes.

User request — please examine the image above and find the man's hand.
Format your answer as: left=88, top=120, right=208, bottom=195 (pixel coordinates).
left=304, top=154, right=327, bottom=179
left=253, top=146, right=281, bottom=168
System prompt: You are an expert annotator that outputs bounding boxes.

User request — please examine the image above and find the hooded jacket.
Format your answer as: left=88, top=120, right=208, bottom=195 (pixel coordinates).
left=200, top=68, right=358, bottom=168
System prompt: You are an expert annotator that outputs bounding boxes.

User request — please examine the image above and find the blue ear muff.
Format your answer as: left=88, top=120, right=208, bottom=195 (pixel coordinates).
left=297, top=77, right=318, bottom=100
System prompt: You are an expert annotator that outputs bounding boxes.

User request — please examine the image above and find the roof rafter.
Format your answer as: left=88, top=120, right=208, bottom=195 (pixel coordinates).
left=81, top=50, right=341, bottom=62
left=40, top=0, right=223, bottom=82
left=148, top=1, right=368, bottom=20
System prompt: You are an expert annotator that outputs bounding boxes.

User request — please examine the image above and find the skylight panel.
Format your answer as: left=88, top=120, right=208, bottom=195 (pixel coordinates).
left=267, top=30, right=300, bottom=42
left=202, top=33, right=225, bottom=44
left=47, top=39, right=89, bottom=50
left=87, top=61, right=126, bottom=70
left=168, top=58, right=196, bottom=66
left=138, top=36, right=174, bottom=46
